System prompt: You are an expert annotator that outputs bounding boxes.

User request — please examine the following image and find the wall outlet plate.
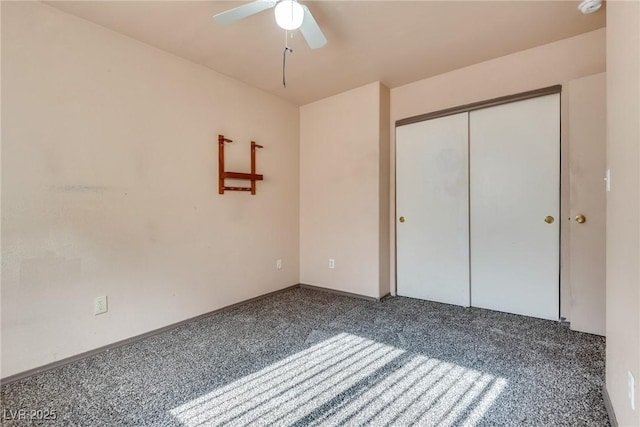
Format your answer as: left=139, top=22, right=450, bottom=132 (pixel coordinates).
left=276, top=259, right=282, bottom=270
left=94, top=296, right=108, bottom=315
left=329, top=259, right=335, bottom=269
left=629, top=371, right=636, bottom=411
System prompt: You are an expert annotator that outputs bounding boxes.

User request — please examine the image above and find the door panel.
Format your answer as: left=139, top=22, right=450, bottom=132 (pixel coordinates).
left=396, top=113, right=469, bottom=307
left=469, top=94, right=560, bottom=320
left=568, top=73, right=606, bottom=335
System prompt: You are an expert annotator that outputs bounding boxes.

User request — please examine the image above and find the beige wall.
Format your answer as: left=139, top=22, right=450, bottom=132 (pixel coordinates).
left=390, top=29, right=606, bottom=322
left=300, top=82, right=390, bottom=298
left=1, top=2, right=300, bottom=378
left=606, top=1, right=640, bottom=425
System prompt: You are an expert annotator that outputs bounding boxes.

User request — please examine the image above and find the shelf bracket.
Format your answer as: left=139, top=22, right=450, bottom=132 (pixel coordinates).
left=218, top=134, right=263, bottom=195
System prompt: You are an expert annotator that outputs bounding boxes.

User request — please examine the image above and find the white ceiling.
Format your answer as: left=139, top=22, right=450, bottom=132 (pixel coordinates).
left=44, top=1, right=606, bottom=105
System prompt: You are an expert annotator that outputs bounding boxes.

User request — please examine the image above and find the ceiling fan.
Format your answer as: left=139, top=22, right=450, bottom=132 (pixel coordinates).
left=213, top=0, right=327, bottom=49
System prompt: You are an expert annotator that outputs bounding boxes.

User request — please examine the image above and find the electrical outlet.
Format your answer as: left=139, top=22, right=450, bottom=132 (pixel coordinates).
left=276, top=259, right=282, bottom=270
left=94, top=296, right=108, bottom=315
left=329, top=259, right=335, bottom=269
left=629, top=371, right=635, bottom=411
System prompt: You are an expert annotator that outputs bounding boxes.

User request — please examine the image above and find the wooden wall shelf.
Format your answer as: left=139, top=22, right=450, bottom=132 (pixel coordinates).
left=218, top=134, right=263, bottom=195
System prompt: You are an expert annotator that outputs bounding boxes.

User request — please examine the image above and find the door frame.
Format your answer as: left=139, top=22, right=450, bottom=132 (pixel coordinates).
left=394, top=85, right=563, bottom=317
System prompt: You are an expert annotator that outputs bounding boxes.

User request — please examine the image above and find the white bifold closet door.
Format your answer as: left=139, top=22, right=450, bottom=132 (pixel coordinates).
left=396, top=112, right=470, bottom=307
left=469, top=94, right=560, bottom=320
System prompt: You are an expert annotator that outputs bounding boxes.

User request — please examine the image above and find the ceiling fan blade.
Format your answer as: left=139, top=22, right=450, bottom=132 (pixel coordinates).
left=213, top=0, right=276, bottom=25
left=300, top=5, right=327, bottom=49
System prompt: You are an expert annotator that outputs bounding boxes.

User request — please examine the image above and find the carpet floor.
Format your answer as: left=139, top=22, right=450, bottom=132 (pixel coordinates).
left=1, top=287, right=608, bottom=426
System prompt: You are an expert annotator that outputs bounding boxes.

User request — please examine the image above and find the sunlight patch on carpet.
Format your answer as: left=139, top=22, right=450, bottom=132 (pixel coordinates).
left=170, top=333, right=507, bottom=426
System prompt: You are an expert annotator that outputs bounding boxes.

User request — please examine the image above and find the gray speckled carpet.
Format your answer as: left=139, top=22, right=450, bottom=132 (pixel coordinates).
left=1, top=287, right=608, bottom=426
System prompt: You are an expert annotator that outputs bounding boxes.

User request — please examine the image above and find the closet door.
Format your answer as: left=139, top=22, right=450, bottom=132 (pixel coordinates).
left=568, top=74, right=606, bottom=335
left=469, top=94, right=560, bottom=320
left=396, top=113, right=469, bottom=307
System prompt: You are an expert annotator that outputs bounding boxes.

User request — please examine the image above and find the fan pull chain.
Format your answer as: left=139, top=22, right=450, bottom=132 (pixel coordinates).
left=282, top=30, right=293, bottom=88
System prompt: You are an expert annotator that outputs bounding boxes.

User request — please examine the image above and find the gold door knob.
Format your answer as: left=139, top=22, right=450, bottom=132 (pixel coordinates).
left=544, top=216, right=555, bottom=224
left=575, top=214, right=586, bottom=224
left=399, top=216, right=405, bottom=223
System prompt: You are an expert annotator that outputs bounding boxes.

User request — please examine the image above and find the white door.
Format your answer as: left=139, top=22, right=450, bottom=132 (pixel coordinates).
left=469, top=94, right=560, bottom=320
left=568, top=73, right=606, bottom=335
left=396, top=113, right=470, bottom=307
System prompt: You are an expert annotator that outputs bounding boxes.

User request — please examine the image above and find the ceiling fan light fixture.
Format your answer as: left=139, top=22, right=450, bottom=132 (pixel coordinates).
left=275, top=0, right=304, bottom=30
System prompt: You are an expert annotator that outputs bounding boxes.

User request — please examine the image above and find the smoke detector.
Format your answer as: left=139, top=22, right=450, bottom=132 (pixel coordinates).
left=578, top=0, right=602, bottom=14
